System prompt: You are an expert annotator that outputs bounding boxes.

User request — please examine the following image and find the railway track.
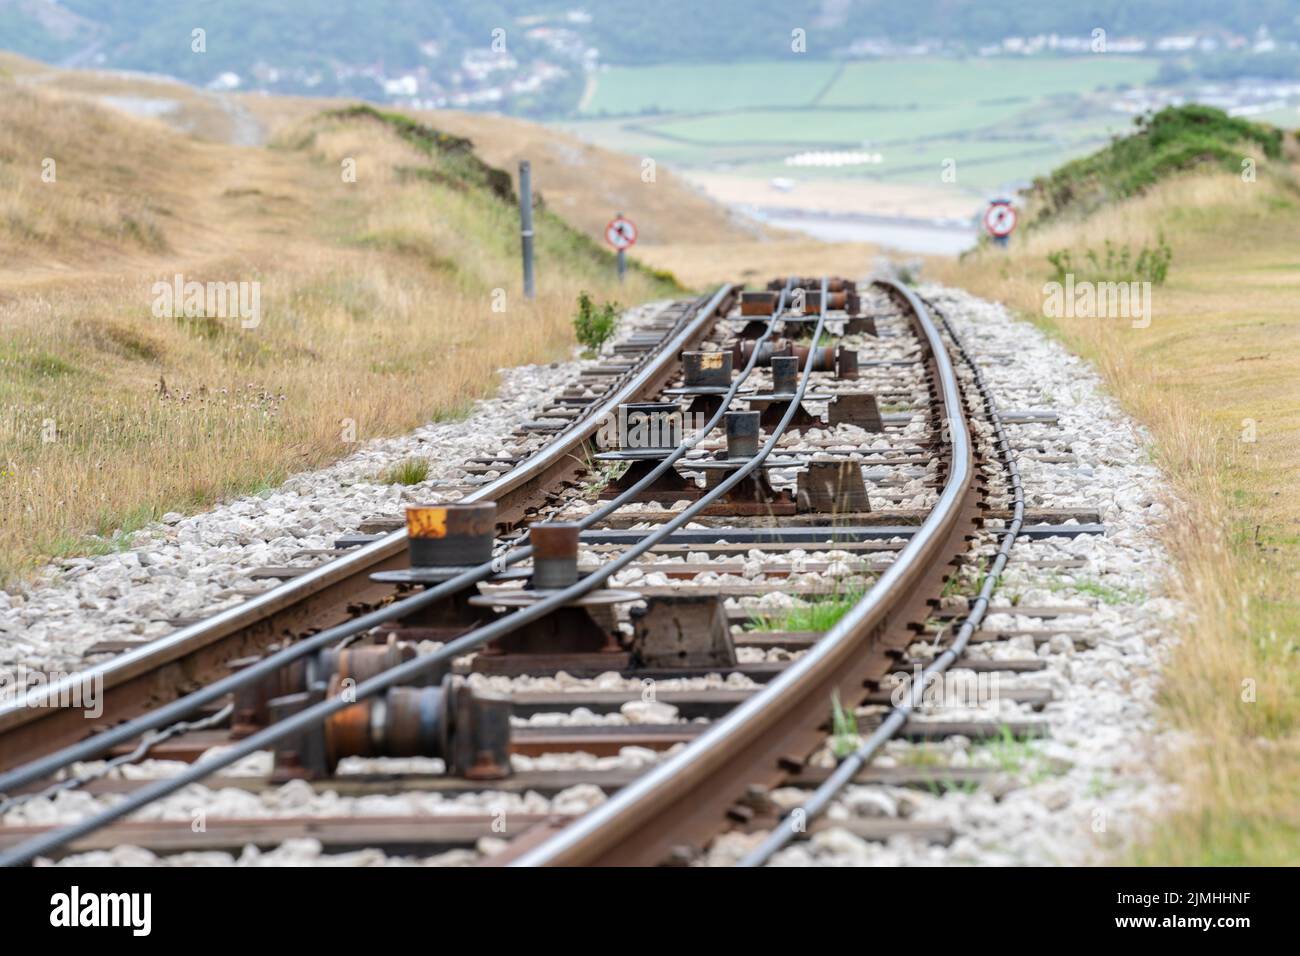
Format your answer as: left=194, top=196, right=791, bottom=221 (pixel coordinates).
left=0, top=275, right=1103, bottom=867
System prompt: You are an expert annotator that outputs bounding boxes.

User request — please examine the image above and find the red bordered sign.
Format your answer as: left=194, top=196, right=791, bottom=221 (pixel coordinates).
left=605, top=216, right=638, bottom=250
left=983, top=201, right=1018, bottom=239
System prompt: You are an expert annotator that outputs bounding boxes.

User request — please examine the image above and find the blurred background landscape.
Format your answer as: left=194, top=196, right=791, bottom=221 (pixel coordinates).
left=5, top=0, right=1300, bottom=250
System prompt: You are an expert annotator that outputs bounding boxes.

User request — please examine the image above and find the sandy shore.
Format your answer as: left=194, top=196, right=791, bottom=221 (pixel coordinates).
left=682, top=171, right=983, bottom=221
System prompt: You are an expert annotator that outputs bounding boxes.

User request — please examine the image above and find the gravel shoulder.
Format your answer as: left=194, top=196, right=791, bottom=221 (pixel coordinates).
left=708, top=283, right=1183, bottom=866
left=0, top=301, right=672, bottom=676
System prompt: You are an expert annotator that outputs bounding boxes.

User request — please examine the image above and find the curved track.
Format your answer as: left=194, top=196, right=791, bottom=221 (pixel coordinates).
left=513, top=280, right=978, bottom=865
left=0, top=276, right=1036, bottom=867
left=0, top=287, right=735, bottom=773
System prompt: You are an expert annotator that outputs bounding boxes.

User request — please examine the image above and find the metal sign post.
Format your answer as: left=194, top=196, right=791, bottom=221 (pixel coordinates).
left=604, top=212, right=638, bottom=283
left=983, top=198, right=1017, bottom=248
left=519, top=161, right=535, bottom=299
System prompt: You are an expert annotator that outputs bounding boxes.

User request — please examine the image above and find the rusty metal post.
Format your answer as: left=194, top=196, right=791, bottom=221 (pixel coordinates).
left=619, top=402, right=682, bottom=451
left=796, top=460, right=871, bottom=513
left=405, top=503, right=497, bottom=567
left=530, top=522, right=581, bottom=590
left=836, top=347, right=860, bottom=380
left=829, top=393, right=884, bottom=432
left=682, top=350, right=732, bottom=388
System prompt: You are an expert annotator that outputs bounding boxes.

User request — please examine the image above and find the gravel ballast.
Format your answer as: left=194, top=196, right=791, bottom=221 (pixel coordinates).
left=706, top=284, right=1182, bottom=866
left=0, top=305, right=676, bottom=674
left=3, top=286, right=1184, bottom=867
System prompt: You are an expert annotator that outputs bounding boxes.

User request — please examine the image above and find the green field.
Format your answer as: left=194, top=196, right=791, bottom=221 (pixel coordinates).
left=638, top=103, right=1031, bottom=146
left=583, top=61, right=842, bottom=114
left=819, top=57, right=1157, bottom=107
left=565, top=56, right=1161, bottom=195
left=1253, top=106, right=1300, bottom=129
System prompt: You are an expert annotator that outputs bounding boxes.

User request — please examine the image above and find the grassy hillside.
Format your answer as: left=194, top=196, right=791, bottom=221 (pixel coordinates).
left=0, top=52, right=753, bottom=247
left=932, top=110, right=1300, bottom=865
left=1025, top=104, right=1287, bottom=225
left=0, top=50, right=269, bottom=143
left=240, top=89, right=759, bottom=245
left=0, top=76, right=676, bottom=584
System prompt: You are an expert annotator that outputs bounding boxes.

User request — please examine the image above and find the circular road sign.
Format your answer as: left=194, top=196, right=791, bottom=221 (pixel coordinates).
left=983, top=201, right=1018, bottom=239
left=605, top=216, right=638, bottom=250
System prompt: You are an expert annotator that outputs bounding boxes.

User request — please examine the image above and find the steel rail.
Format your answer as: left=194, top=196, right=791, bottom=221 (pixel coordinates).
left=0, top=285, right=734, bottom=783
left=0, top=280, right=821, bottom=865
left=0, top=279, right=791, bottom=800
left=510, top=279, right=976, bottom=867
left=737, top=296, right=1025, bottom=866
left=0, top=281, right=795, bottom=800
left=579, top=280, right=794, bottom=527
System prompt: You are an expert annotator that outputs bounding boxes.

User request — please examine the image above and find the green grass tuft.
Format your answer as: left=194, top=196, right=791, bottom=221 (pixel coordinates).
left=1048, top=576, right=1146, bottom=606
left=378, top=457, right=430, bottom=486
left=1047, top=233, right=1173, bottom=285
left=829, top=691, right=860, bottom=759
left=748, top=583, right=866, bottom=632
left=573, top=291, right=620, bottom=352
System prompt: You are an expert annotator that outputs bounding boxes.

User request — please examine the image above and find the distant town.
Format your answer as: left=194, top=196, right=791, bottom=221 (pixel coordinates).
left=181, top=12, right=1300, bottom=121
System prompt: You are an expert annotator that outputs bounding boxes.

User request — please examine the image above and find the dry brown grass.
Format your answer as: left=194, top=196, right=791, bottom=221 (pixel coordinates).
left=412, top=109, right=761, bottom=247
left=0, top=51, right=44, bottom=76
left=0, top=85, right=181, bottom=264
left=634, top=239, right=881, bottom=291
left=239, top=91, right=754, bottom=247
left=1, top=51, right=253, bottom=144
left=932, top=164, right=1300, bottom=864
left=0, top=78, right=668, bottom=583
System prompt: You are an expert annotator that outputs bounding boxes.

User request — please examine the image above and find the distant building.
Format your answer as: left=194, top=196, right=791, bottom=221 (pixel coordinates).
left=383, top=75, right=419, bottom=97
left=209, top=72, right=241, bottom=91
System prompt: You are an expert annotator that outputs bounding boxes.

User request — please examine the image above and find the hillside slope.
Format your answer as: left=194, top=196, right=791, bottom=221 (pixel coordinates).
left=933, top=113, right=1300, bottom=865
left=1023, top=104, right=1288, bottom=226
left=0, top=72, right=674, bottom=582
left=0, top=52, right=754, bottom=247
left=243, top=90, right=760, bottom=245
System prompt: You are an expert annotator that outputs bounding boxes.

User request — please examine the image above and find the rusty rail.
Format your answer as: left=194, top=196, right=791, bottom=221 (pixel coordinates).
left=736, top=293, right=1024, bottom=866
left=510, top=279, right=979, bottom=866
left=0, top=281, right=814, bottom=865
left=0, top=285, right=736, bottom=773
